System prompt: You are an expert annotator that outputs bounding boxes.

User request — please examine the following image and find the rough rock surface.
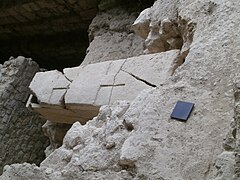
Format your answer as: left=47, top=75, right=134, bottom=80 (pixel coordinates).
left=42, top=121, right=72, bottom=157
left=82, top=8, right=145, bottom=65
left=0, top=57, right=49, bottom=174
left=28, top=50, right=179, bottom=124
left=234, top=78, right=240, bottom=178
left=1, top=0, right=240, bottom=179
left=132, top=0, right=196, bottom=75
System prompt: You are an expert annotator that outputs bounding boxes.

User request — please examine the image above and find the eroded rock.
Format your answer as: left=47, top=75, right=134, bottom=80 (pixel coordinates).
left=82, top=8, right=145, bottom=65
left=132, top=0, right=196, bottom=75
left=1, top=0, right=240, bottom=179
left=215, top=152, right=235, bottom=180
left=234, top=77, right=240, bottom=178
left=42, top=121, right=72, bottom=157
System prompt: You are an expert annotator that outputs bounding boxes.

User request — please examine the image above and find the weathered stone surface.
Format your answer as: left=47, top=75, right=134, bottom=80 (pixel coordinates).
left=234, top=77, right=240, bottom=179
left=0, top=162, right=132, bottom=180
left=1, top=0, right=240, bottom=179
left=132, top=0, right=195, bottom=75
left=42, top=121, right=72, bottom=157
left=29, top=70, right=70, bottom=105
left=0, top=56, right=49, bottom=174
left=82, top=8, right=145, bottom=65
left=215, top=152, right=235, bottom=180
left=132, top=0, right=178, bottom=40
left=27, top=50, right=179, bottom=124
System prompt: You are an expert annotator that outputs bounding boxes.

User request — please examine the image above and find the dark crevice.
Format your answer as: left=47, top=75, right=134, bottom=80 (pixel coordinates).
left=100, top=84, right=125, bottom=87
left=123, top=119, right=134, bottom=131
left=170, top=17, right=196, bottom=75
left=0, top=30, right=89, bottom=70
left=98, top=0, right=155, bottom=12
left=171, top=49, right=189, bottom=75
left=121, top=69, right=157, bottom=87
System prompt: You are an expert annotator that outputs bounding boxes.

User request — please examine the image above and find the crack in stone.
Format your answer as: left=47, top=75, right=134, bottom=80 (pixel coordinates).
left=93, top=86, right=102, bottom=105
left=61, top=85, right=70, bottom=109
left=63, top=72, right=73, bottom=83
left=121, top=69, right=157, bottom=88
left=52, top=87, right=69, bottom=90
left=60, top=71, right=73, bottom=108
left=93, top=61, right=114, bottom=105
left=108, top=60, right=127, bottom=104
left=105, top=61, right=113, bottom=75
left=100, top=84, right=125, bottom=87
left=170, top=49, right=189, bottom=75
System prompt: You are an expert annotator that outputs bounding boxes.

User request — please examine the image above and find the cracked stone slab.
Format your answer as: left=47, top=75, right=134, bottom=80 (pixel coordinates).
left=65, top=60, right=126, bottom=106
left=27, top=50, right=179, bottom=124
left=29, top=70, right=70, bottom=105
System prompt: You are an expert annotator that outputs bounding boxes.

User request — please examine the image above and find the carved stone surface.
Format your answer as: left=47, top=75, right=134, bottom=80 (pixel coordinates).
left=28, top=50, right=179, bottom=124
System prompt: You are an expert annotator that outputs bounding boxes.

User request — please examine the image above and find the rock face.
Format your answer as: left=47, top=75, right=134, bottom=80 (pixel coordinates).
left=82, top=8, right=145, bottom=65
left=1, top=0, right=240, bottom=179
left=234, top=78, right=240, bottom=178
left=42, top=121, right=72, bottom=157
left=27, top=50, right=179, bottom=124
left=0, top=57, right=49, bottom=174
left=132, top=0, right=195, bottom=74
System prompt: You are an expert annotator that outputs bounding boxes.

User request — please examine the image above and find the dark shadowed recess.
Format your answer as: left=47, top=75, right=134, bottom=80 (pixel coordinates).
left=120, top=0, right=155, bottom=11
left=0, top=30, right=89, bottom=70
left=0, top=0, right=155, bottom=70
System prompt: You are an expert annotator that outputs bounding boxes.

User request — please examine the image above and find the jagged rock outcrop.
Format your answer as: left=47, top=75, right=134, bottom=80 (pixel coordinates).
left=27, top=50, right=179, bottom=124
left=132, top=0, right=195, bottom=75
left=82, top=8, right=145, bottom=65
left=0, top=56, right=49, bottom=174
left=1, top=0, right=240, bottom=179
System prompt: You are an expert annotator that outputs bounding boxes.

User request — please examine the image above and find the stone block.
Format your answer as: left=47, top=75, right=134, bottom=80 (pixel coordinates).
left=27, top=50, right=179, bottom=124
left=29, top=70, right=70, bottom=105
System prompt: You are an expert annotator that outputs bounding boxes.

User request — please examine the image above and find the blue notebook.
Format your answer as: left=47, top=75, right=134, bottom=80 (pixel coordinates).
left=170, top=101, right=194, bottom=121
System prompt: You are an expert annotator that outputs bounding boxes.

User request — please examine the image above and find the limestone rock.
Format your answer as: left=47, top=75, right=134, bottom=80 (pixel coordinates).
left=0, top=163, right=62, bottom=180
left=82, top=8, right=145, bottom=65
left=132, top=0, right=195, bottom=71
left=42, top=121, right=72, bottom=157
left=132, top=0, right=178, bottom=40
left=0, top=163, right=132, bottom=180
left=234, top=78, right=240, bottom=178
left=215, top=152, right=235, bottom=180
left=1, top=0, right=240, bottom=179
left=27, top=50, right=179, bottom=124
left=29, top=70, right=70, bottom=105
